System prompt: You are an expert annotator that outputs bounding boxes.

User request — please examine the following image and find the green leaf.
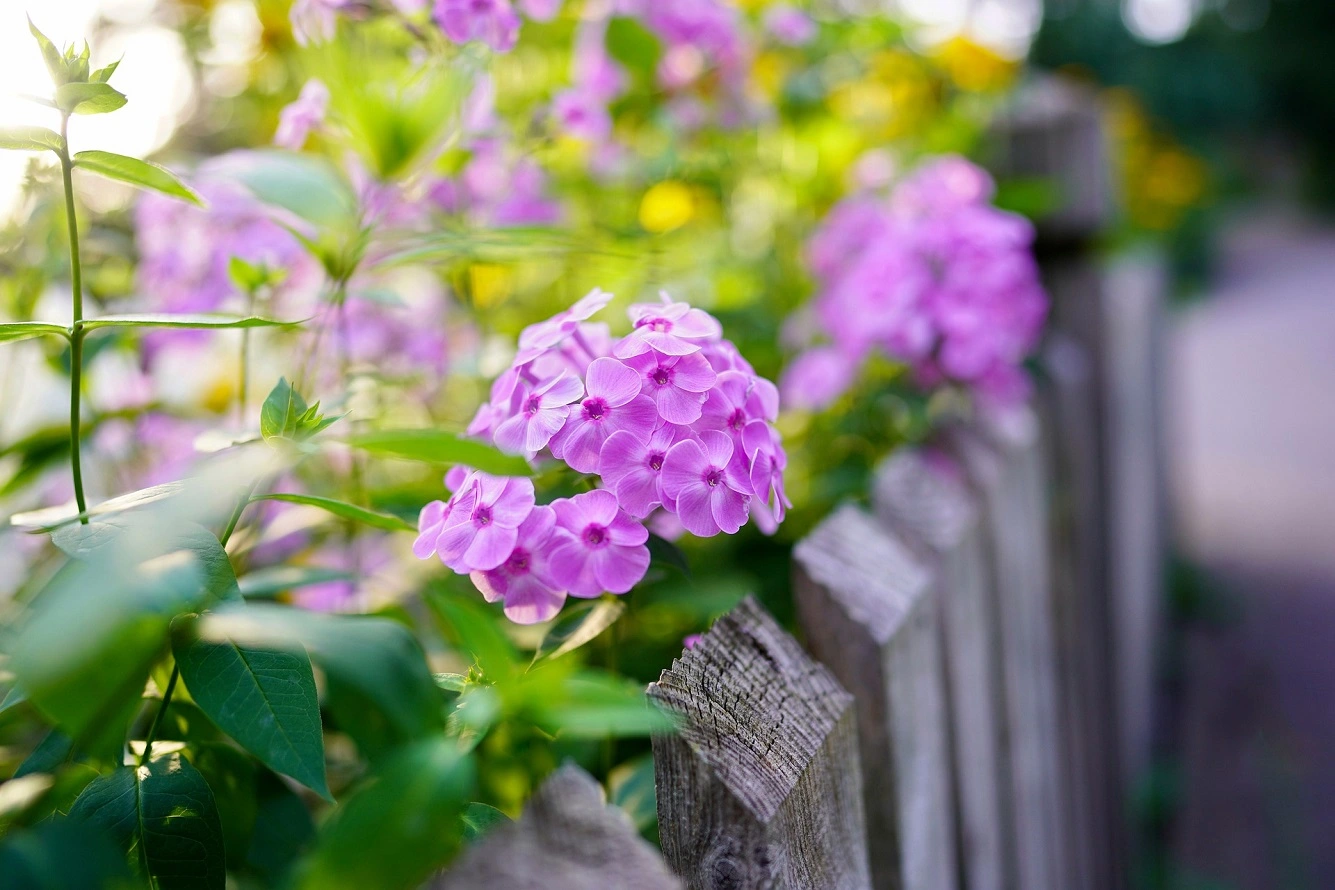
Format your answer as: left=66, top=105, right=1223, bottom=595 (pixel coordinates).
left=432, top=672, right=468, bottom=693
left=67, top=42, right=90, bottom=84
left=187, top=743, right=257, bottom=872
left=346, top=429, right=531, bottom=476
left=609, top=753, right=658, bottom=834
left=236, top=566, right=354, bottom=599
left=605, top=17, right=662, bottom=77
left=15, top=730, right=73, bottom=778
left=250, top=493, right=415, bottom=532
left=72, top=150, right=202, bottom=204
left=79, top=312, right=296, bottom=332
left=461, top=802, right=510, bottom=843
left=68, top=753, right=226, bottom=890
left=1, top=684, right=28, bottom=714
left=646, top=531, right=691, bottom=579
left=0, top=321, right=68, bottom=343
left=52, top=519, right=239, bottom=603
left=245, top=771, right=314, bottom=883
left=0, top=127, right=64, bottom=154
left=27, top=17, right=66, bottom=86
left=90, top=57, right=121, bottom=83
left=54, top=82, right=127, bottom=115
left=11, top=480, right=183, bottom=530
left=223, top=150, right=357, bottom=228
left=533, top=669, right=672, bottom=739
left=531, top=598, right=625, bottom=665
left=293, top=740, right=474, bottom=890
left=0, top=820, right=135, bottom=889
left=258, top=377, right=336, bottom=443
left=173, top=630, right=330, bottom=799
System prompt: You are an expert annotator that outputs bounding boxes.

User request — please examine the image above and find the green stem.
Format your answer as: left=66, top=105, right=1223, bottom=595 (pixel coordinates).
left=58, top=114, right=88, bottom=522
left=139, top=665, right=178, bottom=767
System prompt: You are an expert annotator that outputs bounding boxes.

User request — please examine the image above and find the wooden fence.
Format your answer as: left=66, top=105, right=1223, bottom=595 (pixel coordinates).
left=439, top=78, right=1166, bottom=890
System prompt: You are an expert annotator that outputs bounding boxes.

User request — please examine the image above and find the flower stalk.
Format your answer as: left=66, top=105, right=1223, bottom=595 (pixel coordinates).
left=57, top=112, right=89, bottom=523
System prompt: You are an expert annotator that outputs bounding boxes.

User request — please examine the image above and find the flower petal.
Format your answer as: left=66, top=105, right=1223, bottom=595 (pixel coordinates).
left=674, top=484, right=719, bottom=537
left=700, top=429, right=734, bottom=469
left=502, top=577, right=567, bottom=624
left=586, top=357, right=642, bottom=406
left=710, top=485, right=749, bottom=535
left=656, top=385, right=705, bottom=424
left=464, top=523, right=519, bottom=572
left=592, top=544, right=650, bottom=594
left=598, top=430, right=644, bottom=485
left=670, top=351, right=718, bottom=392
left=661, top=439, right=707, bottom=499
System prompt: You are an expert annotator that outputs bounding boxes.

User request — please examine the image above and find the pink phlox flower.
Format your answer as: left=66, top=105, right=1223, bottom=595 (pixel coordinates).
left=624, top=349, right=718, bottom=424
left=891, top=155, right=995, bottom=217
left=514, top=288, right=612, bottom=364
left=698, top=339, right=756, bottom=375
left=470, top=505, right=566, bottom=624
left=699, top=369, right=778, bottom=438
left=805, top=197, right=893, bottom=284
left=434, top=472, right=536, bottom=572
left=548, top=489, right=651, bottom=596
left=290, top=0, right=353, bottom=45
left=492, top=371, right=584, bottom=455
left=614, top=293, right=723, bottom=358
left=549, top=357, right=657, bottom=473
left=779, top=345, right=860, bottom=411
left=434, top=0, right=521, bottom=52
left=551, top=88, right=613, bottom=142
left=683, top=633, right=702, bottom=649
left=574, top=16, right=626, bottom=101
left=598, top=424, right=689, bottom=518
left=661, top=429, right=751, bottom=537
left=742, top=420, right=791, bottom=525
left=274, top=79, right=330, bottom=150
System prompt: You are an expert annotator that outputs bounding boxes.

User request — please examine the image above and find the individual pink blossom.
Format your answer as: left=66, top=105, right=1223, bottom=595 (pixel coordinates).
left=549, top=357, right=657, bottom=473
left=623, top=349, right=717, bottom=424
left=763, top=6, right=816, bottom=46
left=683, top=634, right=702, bottom=649
left=551, top=88, right=613, bottom=142
left=493, top=372, right=584, bottom=454
left=598, top=425, right=685, bottom=518
left=660, top=430, right=751, bottom=537
left=742, top=420, right=791, bottom=526
left=548, top=490, right=650, bottom=596
left=434, top=472, right=536, bottom=572
left=614, top=295, right=723, bottom=358
left=274, top=79, right=329, bottom=150
left=471, top=505, right=565, bottom=624
left=434, top=0, right=521, bottom=52
left=699, top=369, right=779, bottom=438
left=514, top=288, right=612, bottom=365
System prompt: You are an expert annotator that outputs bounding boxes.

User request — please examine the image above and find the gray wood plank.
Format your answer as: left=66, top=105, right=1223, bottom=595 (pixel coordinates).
left=873, top=449, right=1011, bottom=890
left=648, top=595, right=871, bottom=890
left=793, top=505, right=958, bottom=890
left=436, top=763, right=681, bottom=889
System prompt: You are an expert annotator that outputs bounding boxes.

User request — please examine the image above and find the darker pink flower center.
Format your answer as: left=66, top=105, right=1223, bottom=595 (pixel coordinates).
left=727, top=408, right=747, bottom=432
left=583, top=397, right=608, bottom=421
left=648, top=452, right=665, bottom=472
left=650, top=365, right=673, bottom=387
left=472, top=505, right=493, bottom=527
left=704, top=467, right=723, bottom=487
left=636, top=316, right=673, bottom=333
left=504, top=547, right=531, bottom=575
left=582, top=524, right=609, bottom=548
left=524, top=393, right=543, bottom=414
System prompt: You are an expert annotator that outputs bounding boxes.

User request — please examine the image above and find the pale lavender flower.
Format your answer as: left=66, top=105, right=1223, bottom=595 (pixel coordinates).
left=549, top=357, right=657, bottom=473
left=622, top=349, right=717, bottom=424
left=493, top=372, right=584, bottom=455
left=764, top=5, right=816, bottom=46
left=274, top=79, right=329, bottom=150
left=615, top=294, right=723, bottom=358
left=547, top=489, right=650, bottom=596
left=434, top=0, right=521, bottom=52
left=598, top=425, right=686, bottom=518
left=660, top=430, right=751, bottom=537
left=434, top=472, right=536, bottom=572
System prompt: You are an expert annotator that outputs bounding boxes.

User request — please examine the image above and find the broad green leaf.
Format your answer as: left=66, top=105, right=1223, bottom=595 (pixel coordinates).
left=73, top=150, right=202, bottom=205
left=0, top=321, right=68, bottom=343
left=11, top=480, right=183, bottom=530
left=222, top=150, right=357, bottom=228
left=531, top=597, right=625, bottom=665
left=90, top=57, right=121, bottom=83
left=69, top=754, right=226, bottom=890
left=1, top=684, right=28, bottom=714
left=605, top=17, right=662, bottom=77
left=173, top=629, right=330, bottom=799
left=346, top=429, right=531, bottom=476
left=432, top=672, right=468, bottom=693
left=461, top=802, right=510, bottom=843
left=28, top=18, right=65, bottom=85
left=427, top=584, right=520, bottom=680
left=54, top=82, right=126, bottom=115
left=191, top=605, right=445, bottom=756
left=0, top=127, right=64, bottom=154
left=15, top=730, right=73, bottom=778
left=79, top=312, right=296, bottom=332
left=52, top=519, right=239, bottom=603
left=533, top=669, right=672, bottom=739
left=251, top=493, right=415, bottom=532
left=236, top=565, right=353, bottom=599
left=0, top=820, right=134, bottom=889
left=187, top=743, right=257, bottom=871
left=646, top=531, right=692, bottom=578
left=259, top=377, right=336, bottom=443
left=293, top=739, right=474, bottom=890
left=245, top=771, right=314, bottom=883
left=609, top=753, right=658, bottom=834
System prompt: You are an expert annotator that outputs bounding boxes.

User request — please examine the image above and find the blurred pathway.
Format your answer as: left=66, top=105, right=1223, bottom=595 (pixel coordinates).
left=1166, top=209, right=1335, bottom=889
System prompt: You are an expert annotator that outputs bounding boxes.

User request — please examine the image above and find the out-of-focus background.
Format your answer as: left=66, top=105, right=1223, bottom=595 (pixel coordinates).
left=2, top=1, right=1333, bottom=887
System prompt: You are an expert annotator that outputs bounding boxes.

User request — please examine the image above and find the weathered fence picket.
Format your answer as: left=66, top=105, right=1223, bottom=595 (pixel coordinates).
left=946, top=412, right=1070, bottom=890
left=872, top=450, right=1009, bottom=890
left=436, top=763, right=681, bottom=889
left=648, top=595, right=871, bottom=890
left=793, top=505, right=957, bottom=890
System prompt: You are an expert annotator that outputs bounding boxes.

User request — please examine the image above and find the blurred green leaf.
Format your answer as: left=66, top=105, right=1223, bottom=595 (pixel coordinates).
left=0, top=127, right=64, bottom=154
left=531, top=598, right=625, bottom=665
left=0, top=684, right=28, bottom=714
left=432, top=672, right=468, bottom=693
left=0, top=819, right=134, bottom=889
left=532, top=669, right=672, bottom=739
left=461, top=801, right=510, bottom=843
left=224, top=150, right=357, bottom=229
left=427, top=585, right=519, bottom=681
left=52, top=519, right=239, bottom=603
left=11, top=481, right=183, bottom=531
left=28, top=17, right=66, bottom=86
left=293, top=739, right=474, bottom=890
left=73, top=151, right=202, bottom=205
left=993, top=176, right=1062, bottom=221
left=251, top=493, right=415, bottom=532
left=646, top=532, right=691, bottom=579
left=173, top=631, right=330, bottom=799
left=14, top=730, right=73, bottom=779
left=260, top=377, right=339, bottom=443
left=187, top=742, right=258, bottom=872
left=346, top=429, right=531, bottom=476
left=0, top=321, right=68, bottom=342
left=608, top=753, right=658, bottom=834
left=54, top=82, right=126, bottom=115
left=245, top=771, right=315, bottom=884
left=79, top=313, right=296, bottom=332
left=605, top=17, right=662, bottom=77
left=69, top=753, right=225, bottom=890
left=236, top=565, right=353, bottom=599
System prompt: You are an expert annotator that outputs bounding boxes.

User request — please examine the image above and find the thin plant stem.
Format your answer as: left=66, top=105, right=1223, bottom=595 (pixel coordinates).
left=58, top=113, right=88, bottom=522
left=238, top=287, right=256, bottom=424
left=139, top=665, right=178, bottom=767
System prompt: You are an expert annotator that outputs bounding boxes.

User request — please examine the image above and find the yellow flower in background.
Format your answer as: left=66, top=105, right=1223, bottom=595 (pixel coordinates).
left=1107, top=89, right=1208, bottom=232
left=469, top=263, right=513, bottom=309
left=751, top=50, right=789, bottom=103
left=639, top=181, right=695, bottom=233
left=933, top=37, right=1019, bottom=93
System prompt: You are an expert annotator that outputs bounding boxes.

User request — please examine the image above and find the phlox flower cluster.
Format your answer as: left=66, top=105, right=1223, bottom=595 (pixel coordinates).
left=414, top=290, right=789, bottom=623
left=781, top=155, right=1049, bottom=410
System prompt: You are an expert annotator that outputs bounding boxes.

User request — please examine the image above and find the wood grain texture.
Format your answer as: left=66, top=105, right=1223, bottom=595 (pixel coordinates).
left=947, top=413, right=1070, bottom=890
left=793, top=505, right=958, bottom=890
left=436, top=763, right=681, bottom=889
left=874, top=450, right=1010, bottom=890
left=648, top=595, right=871, bottom=890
